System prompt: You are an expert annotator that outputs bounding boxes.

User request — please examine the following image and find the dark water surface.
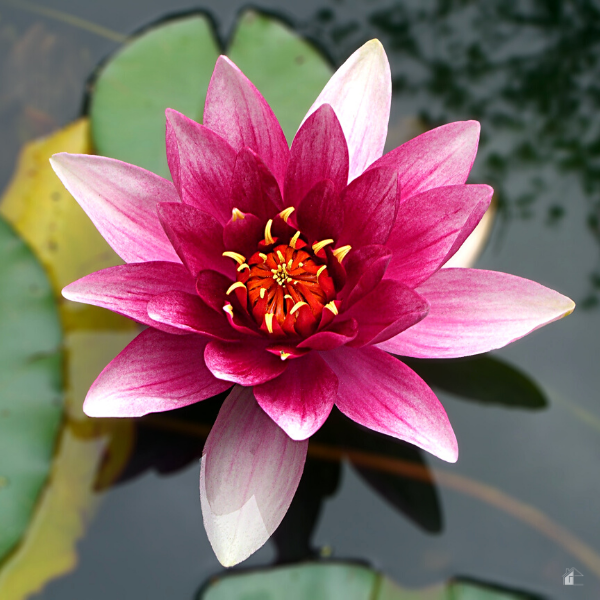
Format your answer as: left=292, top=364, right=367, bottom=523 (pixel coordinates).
left=1, top=1, right=599, bottom=598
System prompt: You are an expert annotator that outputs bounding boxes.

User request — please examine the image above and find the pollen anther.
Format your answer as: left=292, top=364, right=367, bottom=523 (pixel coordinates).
left=223, top=304, right=234, bottom=317
left=237, top=263, right=250, bottom=272
left=222, top=251, right=246, bottom=265
left=290, top=301, right=307, bottom=315
left=279, top=207, right=295, bottom=223
left=316, top=265, right=327, bottom=278
left=264, top=219, right=275, bottom=245
left=312, top=239, right=334, bottom=254
left=264, top=313, right=274, bottom=334
left=232, top=207, right=245, bottom=221
left=260, top=288, right=266, bottom=299
left=290, top=231, right=301, bottom=249
left=226, top=281, right=246, bottom=295
left=280, top=351, right=291, bottom=361
left=324, top=301, right=338, bottom=315
left=259, top=252, right=268, bottom=261
left=276, top=250, right=285, bottom=263
left=333, top=245, right=352, bottom=263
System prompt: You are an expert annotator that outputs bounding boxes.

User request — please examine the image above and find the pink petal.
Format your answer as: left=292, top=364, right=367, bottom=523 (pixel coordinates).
left=370, top=121, right=480, bottom=201
left=84, top=328, right=231, bottom=417
left=157, top=202, right=233, bottom=279
left=201, top=386, right=307, bottom=566
left=341, top=245, right=392, bottom=308
left=378, top=269, right=576, bottom=358
left=254, top=353, right=338, bottom=440
left=302, top=40, right=391, bottom=182
left=223, top=212, right=264, bottom=259
left=165, top=109, right=237, bottom=225
left=147, top=291, right=239, bottom=341
left=204, top=340, right=287, bottom=385
left=284, top=104, right=349, bottom=208
left=230, top=148, right=283, bottom=221
left=385, top=184, right=493, bottom=287
left=62, top=262, right=195, bottom=333
left=196, top=270, right=233, bottom=313
left=323, top=346, right=458, bottom=462
left=50, top=153, right=180, bottom=263
left=344, top=279, right=429, bottom=347
left=203, top=56, right=289, bottom=190
left=296, top=180, right=343, bottom=244
left=338, top=167, right=399, bottom=248
left=297, top=319, right=358, bottom=351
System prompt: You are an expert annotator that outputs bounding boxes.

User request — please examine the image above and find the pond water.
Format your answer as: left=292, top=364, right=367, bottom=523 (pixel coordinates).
left=0, top=1, right=599, bottom=599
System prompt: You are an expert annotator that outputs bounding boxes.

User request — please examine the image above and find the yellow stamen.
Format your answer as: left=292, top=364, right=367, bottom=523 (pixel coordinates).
left=259, top=252, right=268, bottom=261
left=316, top=265, right=327, bottom=278
left=333, top=245, right=352, bottom=263
left=289, top=231, right=301, bottom=249
left=264, top=219, right=274, bottom=245
left=226, top=281, right=246, bottom=295
left=231, top=207, right=245, bottom=221
left=264, top=313, right=274, bottom=334
left=222, top=251, right=246, bottom=265
left=290, top=301, right=307, bottom=315
left=276, top=250, right=285, bottom=263
left=223, top=304, right=234, bottom=317
left=287, top=259, right=293, bottom=269
left=312, top=239, right=334, bottom=254
left=324, top=301, right=338, bottom=315
left=284, top=294, right=293, bottom=301
left=237, top=263, right=250, bottom=272
left=260, top=288, right=266, bottom=299
left=280, top=351, right=291, bottom=361
left=279, top=206, right=295, bottom=223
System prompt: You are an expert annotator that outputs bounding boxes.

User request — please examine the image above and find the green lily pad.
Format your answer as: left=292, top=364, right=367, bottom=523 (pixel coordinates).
left=90, top=10, right=333, bottom=178
left=198, top=562, right=541, bottom=600
left=90, top=15, right=220, bottom=179
left=0, top=216, right=63, bottom=562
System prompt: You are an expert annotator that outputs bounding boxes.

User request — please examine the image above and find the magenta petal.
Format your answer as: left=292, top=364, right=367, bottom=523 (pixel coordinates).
left=254, top=353, right=338, bottom=440
left=50, top=153, right=180, bottom=263
left=284, top=104, right=349, bottom=208
left=157, top=202, right=233, bottom=279
left=223, top=212, right=263, bottom=262
left=371, top=121, right=481, bottom=201
left=338, top=167, right=398, bottom=248
left=201, top=385, right=307, bottom=566
left=378, top=269, right=576, bottom=358
left=84, top=329, right=231, bottom=417
left=344, top=279, right=429, bottom=347
left=341, top=245, right=392, bottom=308
left=165, top=109, right=237, bottom=225
left=231, top=148, right=283, bottom=221
left=63, top=261, right=196, bottom=333
left=203, top=56, right=289, bottom=190
left=323, top=346, right=458, bottom=462
left=385, top=184, right=493, bottom=287
left=302, top=40, right=391, bottom=182
left=297, top=319, right=358, bottom=351
left=196, top=270, right=233, bottom=313
left=204, top=340, right=287, bottom=385
left=147, top=291, right=239, bottom=341
left=296, top=179, right=343, bottom=243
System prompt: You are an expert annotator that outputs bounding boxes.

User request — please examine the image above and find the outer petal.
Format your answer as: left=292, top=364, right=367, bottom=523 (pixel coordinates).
left=165, top=109, right=237, bottom=225
left=201, top=386, right=307, bottom=566
left=84, top=329, right=231, bottom=417
left=302, top=40, right=391, bottom=182
left=254, top=353, right=338, bottom=440
left=385, top=184, right=493, bottom=287
left=223, top=213, right=263, bottom=259
left=157, top=202, right=233, bottom=279
left=322, top=346, right=458, bottom=462
left=204, top=340, right=287, bottom=385
left=378, top=269, right=576, bottom=358
left=371, top=121, right=480, bottom=201
left=196, top=270, right=232, bottom=313
left=341, top=245, right=392, bottom=308
left=284, top=104, right=349, bottom=208
left=344, top=279, right=429, bottom=347
left=203, top=56, right=289, bottom=190
left=337, top=167, right=398, bottom=248
left=50, top=153, right=180, bottom=263
left=296, top=179, right=343, bottom=243
left=62, top=261, right=196, bottom=333
left=297, top=319, right=358, bottom=351
left=147, top=291, right=239, bottom=341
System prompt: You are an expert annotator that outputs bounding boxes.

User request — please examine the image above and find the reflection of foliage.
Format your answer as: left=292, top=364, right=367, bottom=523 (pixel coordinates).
left=301, top=0, right=600, bottom=303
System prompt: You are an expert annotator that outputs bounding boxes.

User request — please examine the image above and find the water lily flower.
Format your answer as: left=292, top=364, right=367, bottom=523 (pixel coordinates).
left=50, top=39, right=574, bottom=566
